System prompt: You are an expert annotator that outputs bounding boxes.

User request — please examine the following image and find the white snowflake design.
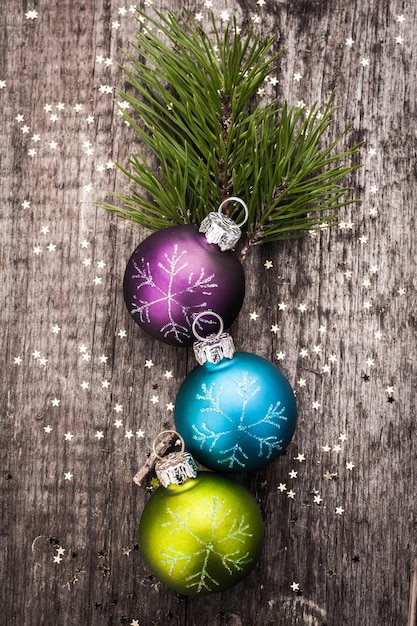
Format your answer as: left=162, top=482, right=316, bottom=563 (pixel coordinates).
left=192, top=372, right=287, bottom=469
left=129, top=244, right=218, bottom=343
left=160, top=496, right=253, bottom=594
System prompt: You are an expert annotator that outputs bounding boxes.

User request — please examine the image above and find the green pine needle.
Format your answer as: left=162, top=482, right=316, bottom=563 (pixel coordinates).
left=99, top=9, right=362, bottom=253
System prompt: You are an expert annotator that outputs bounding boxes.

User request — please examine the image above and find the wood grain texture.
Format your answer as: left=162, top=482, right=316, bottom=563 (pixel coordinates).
left=1, top=1, right=416, bottom=625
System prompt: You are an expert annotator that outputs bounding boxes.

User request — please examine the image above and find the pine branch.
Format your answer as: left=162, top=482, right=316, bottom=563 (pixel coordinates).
left=99, top=9, right=362, bottom=250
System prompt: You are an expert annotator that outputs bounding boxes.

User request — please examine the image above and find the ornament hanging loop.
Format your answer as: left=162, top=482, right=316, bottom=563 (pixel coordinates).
left=152, top=430, right=198, bottom=488
left=133, top=426, right=177, bottom=486
left=133, top=429, right=197, bottom=487
left=152, top=430, right=185, bottom=460
left=192, top=311, right=224, bottom=342
left=218, top=197, right=249, bottom=228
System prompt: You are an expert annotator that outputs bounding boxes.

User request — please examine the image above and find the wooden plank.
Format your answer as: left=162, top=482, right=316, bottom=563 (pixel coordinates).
left=1, top=0, right=416, bottom=624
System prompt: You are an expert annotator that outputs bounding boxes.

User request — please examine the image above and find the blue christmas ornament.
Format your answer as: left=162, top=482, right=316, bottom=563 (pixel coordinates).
left=174, top=314, right=297, bottom=473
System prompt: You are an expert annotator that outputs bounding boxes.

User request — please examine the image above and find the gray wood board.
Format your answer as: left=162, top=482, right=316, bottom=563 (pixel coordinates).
left=1, top=1, right=416, bottom=625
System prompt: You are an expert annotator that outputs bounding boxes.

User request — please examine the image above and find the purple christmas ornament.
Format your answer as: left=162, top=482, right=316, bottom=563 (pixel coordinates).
left=123, top=199, right=248, bottom=347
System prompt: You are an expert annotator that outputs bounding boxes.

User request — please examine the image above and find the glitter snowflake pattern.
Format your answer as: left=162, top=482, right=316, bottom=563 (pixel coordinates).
left=129, top=244, right=218, bottom=343
left=161, top=497, right=253, bottom=594
left=192, top=372, right=287, bottom=469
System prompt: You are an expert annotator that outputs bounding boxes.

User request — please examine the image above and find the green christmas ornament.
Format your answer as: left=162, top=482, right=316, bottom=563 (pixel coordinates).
left=138, top=431, right=264, bottom=596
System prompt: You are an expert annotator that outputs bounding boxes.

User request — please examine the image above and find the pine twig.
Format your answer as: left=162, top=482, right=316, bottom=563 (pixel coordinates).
left=99, top=9, right=362, bottom=247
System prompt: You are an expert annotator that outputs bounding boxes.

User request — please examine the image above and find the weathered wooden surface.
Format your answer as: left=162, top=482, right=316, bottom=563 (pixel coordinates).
left=1, top=1, right=416, bottom=625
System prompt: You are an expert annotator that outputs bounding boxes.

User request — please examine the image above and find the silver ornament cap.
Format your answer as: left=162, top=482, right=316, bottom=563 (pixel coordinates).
left=193, top=331, right=236, bottom=365
left=153, top=431, right=198, bottom=488
left=192, top=312, right=236, bottom=365
left=155, top=451, right=198, bottom=487
left=199, top=197, right=248, bottom=251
